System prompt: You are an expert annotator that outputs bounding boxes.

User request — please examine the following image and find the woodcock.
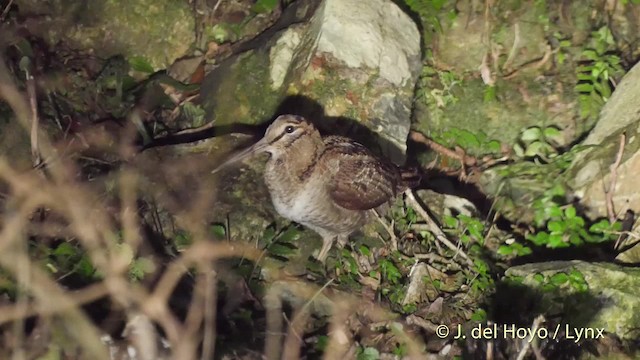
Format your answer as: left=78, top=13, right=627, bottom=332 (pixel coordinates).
left=212, top=115, right=420, bottom=262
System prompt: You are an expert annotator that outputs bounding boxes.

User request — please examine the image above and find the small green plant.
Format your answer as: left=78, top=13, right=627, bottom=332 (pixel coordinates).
left=378, top=255, right=418, bottom=313
left=532, top=269, right=588, bottom=292
left=128, top=256, right=156, bottom=281
left=356, top=346, right=380, bottom=360
left=470, top=308, right=487, bottom=322
left=262, top=225, right=300, bottom=261
left=392, top=343, right=408, bottom=356
left=575, top=26, right=624, bottom=119
left=47, top=242, right=98, bottom=280
left=392, top=204, right=418, bottom=233
left=252, top=0, right=279, bottom=13
left=179, top=102, right=207, bottom=127
left=468, top=259, right=494, bottom=295
left=483, top=85, right=497, bottom=102
left=403, top=0, right=451, bottom=35
left=513, top=125, right=562, bottom=161
left=207, top=23, right=243, bottom=44
left=498, top=240, right=532, bottom=257
left=128, top=56, right=155, bottom=74
left=432, top=128, right=502, bottom=156
left=552, top=32, right=572, bottom=65
left=526, top=185, right=621, bottom=248
left=443, top=214, right=486, bottom=246
left=424, top=68, right=462, bottom=108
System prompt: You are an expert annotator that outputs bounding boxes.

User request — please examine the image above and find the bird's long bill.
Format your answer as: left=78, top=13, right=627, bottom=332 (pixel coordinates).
left=211, top=137, right=269, bottom=174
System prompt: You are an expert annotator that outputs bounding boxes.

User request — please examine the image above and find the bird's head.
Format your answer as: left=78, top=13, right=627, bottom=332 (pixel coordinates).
left=212, top=114, right=318, bottom=173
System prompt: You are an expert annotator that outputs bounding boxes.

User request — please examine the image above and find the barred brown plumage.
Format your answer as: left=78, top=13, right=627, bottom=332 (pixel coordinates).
left=212, top=114, right=421, bottom=262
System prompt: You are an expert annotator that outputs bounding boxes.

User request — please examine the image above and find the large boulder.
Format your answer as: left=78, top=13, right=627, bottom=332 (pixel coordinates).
left=568, top=61, right=640, bottom=219
left=414, top=0, right=588, bottom=152
left=503, top=261, right=640, bottom=340
left=15, top=0, right=195, bottom=70
left=200, top=0, right=421, bottom=163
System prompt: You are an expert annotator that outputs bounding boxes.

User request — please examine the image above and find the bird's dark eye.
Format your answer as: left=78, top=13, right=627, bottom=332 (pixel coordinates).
left=285, top=125, right=295, bottom=133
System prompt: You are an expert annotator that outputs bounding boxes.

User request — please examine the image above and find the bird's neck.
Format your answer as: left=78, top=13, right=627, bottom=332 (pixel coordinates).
left=266, top=130, right=325, bottom=186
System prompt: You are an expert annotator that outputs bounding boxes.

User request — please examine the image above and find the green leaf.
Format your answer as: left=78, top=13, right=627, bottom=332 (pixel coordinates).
left=497, top=245, right=514, bottom=256
left=524, top=141, right=547, bottom=157
left=549, top=184, right=566, bottom=196
left=576, top=73, right=594, bottom=81
left=262, top=227, right=277, bottom=243
left=569, top=234, right=583, bottom=245
left=457, top=129, right=481, bottom=148
left=443, top=215, right=458, bottom=228
left=278, top=227, right=301, bottom=243
left=208, top=24, right=233, bottom=43
left=359, top=245, right=371, bottom=257
left=53, top=243, right=77, bottom=257
left=358, top=347, right=380, bottom=360
left=128, top=56, right=155, bottom=73
left=210, top=224, right=226, bottom=239
left=546, top=205, right=563, bottom=219
left=557, top=52, right=566, bottom=65
left=268, top=243, right=297, bottom=257
left=520, top=245, right=532, bottom=255
left=550, top=272, right=569, bottom=285
left=76, top=256, right=97, bottom=279
left=520, top=127, right=542, bottom=141
left=548, top=221, right=564, bottom=233
left=575, top=83, right=594, bottom=93
left=483, top=85, right=497, bottom=102
left=471, top=308, right=487, bottom=322
left=548, top=234, right=568, bottom=248
left=315, top=335, right=329, bottom=351
left=513, top=143, right=524, bottom=157
left=533, top=273, right=545, bottom=283
left=380, top=259, right=401, bottom=284
left=589, top=219, right=612, bottom=233
left=129, top=257, right=156, bottom=281
left=543, top=126, right=562, bottom=139
left=252, top=0, right=278, bottom=13
left=528, top=232, right=549, bottom=246
left=564, top=206, right=577, bottom=219
left=582, top=49, right=599, bottom=60
left=487, top=140, right=501, bottom=152
left=569, top=269, right=586, bottom=283
left=174, top=231, right=192, bottom=250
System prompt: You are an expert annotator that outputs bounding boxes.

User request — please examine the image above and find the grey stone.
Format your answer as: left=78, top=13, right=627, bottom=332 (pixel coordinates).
left=568, top=61, right=640, bottom=218
left=15, top=0, right=195, bottom=70
left=200, top=0, right=422, bottom=164
left=505, top=261, right=640, bottom=340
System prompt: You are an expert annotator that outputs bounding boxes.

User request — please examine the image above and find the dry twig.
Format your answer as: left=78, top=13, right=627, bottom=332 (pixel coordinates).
left=606, top=133, right=626, bottom=224
left=515, top=315, right=545, bottom=360
left=405, top=190, right=474, bottom=266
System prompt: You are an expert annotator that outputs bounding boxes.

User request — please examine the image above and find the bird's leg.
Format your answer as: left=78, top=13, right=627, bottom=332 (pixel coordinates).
left=316, top=235, right=336, bottom=263
left=336, top=234, right=349, bottom=248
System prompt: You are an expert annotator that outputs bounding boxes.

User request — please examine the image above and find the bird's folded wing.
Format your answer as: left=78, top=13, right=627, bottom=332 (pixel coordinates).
left=324, top=138, right=399, bottom=211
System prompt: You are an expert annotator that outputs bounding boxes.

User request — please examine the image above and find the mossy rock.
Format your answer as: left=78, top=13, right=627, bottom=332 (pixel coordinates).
left=15, top=0, right=195, bottom=70
left=502, top=261, right=640, bottom=340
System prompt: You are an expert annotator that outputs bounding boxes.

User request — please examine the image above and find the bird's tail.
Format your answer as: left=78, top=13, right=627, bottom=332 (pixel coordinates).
left=399, top=166, right=422, bottom=190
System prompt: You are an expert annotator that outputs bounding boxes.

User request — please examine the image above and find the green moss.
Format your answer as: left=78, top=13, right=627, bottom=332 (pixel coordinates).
left=212, top=50, right=285, bottom=126
left=27, top=0, right=195, bottom=70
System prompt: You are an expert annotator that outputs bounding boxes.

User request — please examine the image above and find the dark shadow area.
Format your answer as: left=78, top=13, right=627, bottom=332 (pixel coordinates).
left=144, top=94, right=422, bottom=168
left=471, top=281, right=612, bottom=359
left=274, top=94, right=412, bottom=164
left=511, top=242, right=619, bottom=266
left=142, top=92, right=500, bottom=232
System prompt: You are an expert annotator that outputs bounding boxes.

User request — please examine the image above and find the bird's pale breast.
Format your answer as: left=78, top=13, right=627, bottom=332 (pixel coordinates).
left=265, top=165, right=365, bottom=236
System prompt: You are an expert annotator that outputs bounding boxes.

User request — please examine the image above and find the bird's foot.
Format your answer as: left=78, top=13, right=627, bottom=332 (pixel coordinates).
left=315, top=236, right=336, bottom=263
